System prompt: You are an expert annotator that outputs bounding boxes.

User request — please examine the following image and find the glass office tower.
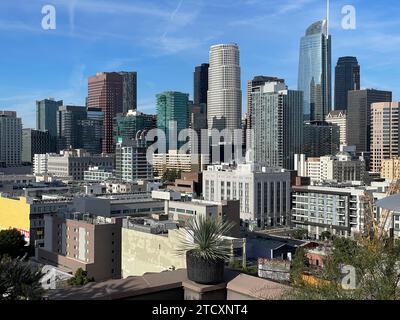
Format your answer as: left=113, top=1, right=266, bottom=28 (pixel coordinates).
left=298, top=20, right=331, bottom=121
left=156, top=92, right=189, bottom=151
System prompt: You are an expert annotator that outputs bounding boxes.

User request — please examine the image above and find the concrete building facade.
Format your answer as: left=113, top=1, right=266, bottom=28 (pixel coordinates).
left=294, top=152, right=366, bottom=184
left=37, top=213, right=122, bottom=281
left=251, top=81, right=303, bottom=169
left=371, top=102, right=400, bottom=173
left=325, top=110, right=347, bottom=146
left=208, top=44, right=242, bottom=131
left=0, top=111, right=22, bottom=167
left=203, top=163, right=291, bottom=228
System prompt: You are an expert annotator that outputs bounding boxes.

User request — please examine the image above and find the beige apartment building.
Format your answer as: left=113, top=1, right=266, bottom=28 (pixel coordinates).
left=37, top=213, right=122, bottom=281
left=371, top=102, right=400, bottom=173
left=381, top=157, right=400, bottom=180
left=152, top=150, right=206, bottom=177
left=325, top=110, right=347, bottom=146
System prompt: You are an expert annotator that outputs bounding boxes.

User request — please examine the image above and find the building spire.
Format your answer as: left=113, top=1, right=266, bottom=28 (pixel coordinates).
left=326, top=0, right=330, bottom=37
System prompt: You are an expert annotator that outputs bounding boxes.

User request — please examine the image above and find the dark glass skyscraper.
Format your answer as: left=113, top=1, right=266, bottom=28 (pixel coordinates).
left=334, top=57, right=360, bottom=110
left=56, top=105, right=87, bottom=151
left=36, top=98, right=63, bottom=152
left=298, top=20, right=332, bottom=121
left=347, top=89, right=392, bottom=155
left=194, top=63, right=209, bottom=106
left=119, top=71, right=137, bottom=113
left=115, top=110, right=156, bottom=142
left=79, top=107, right=104, bottom=155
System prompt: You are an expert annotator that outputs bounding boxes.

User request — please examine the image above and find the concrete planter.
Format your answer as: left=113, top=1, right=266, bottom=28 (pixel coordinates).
left=186, top=251, right=224, bottom=284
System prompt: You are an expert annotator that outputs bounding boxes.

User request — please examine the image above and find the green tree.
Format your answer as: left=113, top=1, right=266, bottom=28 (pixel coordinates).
left=0, top=229, right=27, bottom=258
left=320, top=231, right=332, bottom=242
left=162, top=169, right=181, bottom=182
left=287, top=237, right=400, bottom=300
left=0, top=256, right=43, bottom=300
left=67, top=268, right=94, bottom=286
left=292, top=229, right=308, bottom=240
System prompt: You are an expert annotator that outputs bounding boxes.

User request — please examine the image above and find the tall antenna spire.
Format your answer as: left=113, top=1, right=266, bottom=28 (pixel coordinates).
left=326, top=0, right=330, bottom=37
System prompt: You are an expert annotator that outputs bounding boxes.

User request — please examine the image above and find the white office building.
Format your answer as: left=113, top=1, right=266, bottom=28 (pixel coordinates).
left=203, top=163, right=291, bottom=228
left=207, top=44, right=242, bottom=131
left=115, top=139, right=153, bottom=183
left=35, top=149, right=114, bottom=181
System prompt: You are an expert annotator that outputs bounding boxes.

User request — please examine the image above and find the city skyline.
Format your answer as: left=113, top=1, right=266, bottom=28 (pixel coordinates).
left=0, top=0, right=399, bottom=128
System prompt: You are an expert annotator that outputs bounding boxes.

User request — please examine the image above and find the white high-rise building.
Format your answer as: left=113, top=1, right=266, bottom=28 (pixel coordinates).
left=207, top=44, right=242, bottom=131
left=203, top=163, right=291, bottom=229
left=252, top=81, right=303, bottom=170
left=0, top=111, right=22, bottom=167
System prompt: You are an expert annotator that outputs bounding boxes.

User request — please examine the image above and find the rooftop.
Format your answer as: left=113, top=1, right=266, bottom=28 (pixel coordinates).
left=45, top=269, right=290, bottom=301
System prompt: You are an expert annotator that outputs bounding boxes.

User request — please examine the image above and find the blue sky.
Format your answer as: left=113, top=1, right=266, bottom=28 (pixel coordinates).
left=0, top=0, right=399, bottom=128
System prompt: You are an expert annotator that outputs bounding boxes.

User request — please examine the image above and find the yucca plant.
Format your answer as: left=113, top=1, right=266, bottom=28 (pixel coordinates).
left=177, top=216, right=235, bottom=284
left=177, top=216, right=234, bottom=260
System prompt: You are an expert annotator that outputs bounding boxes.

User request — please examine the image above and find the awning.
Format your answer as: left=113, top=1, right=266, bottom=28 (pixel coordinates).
left=375, top=194, right=400, bottom=211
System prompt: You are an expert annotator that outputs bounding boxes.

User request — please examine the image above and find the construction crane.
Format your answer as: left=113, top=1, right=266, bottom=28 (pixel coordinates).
left=361, top=179, right=400, bottom=244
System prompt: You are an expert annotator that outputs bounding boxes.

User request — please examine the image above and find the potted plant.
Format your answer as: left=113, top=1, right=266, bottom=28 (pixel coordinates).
left=177, top=216, right=234, bottom=285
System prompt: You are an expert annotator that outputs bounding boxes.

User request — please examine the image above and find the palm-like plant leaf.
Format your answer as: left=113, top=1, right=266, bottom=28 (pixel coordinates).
left=177, top=216, right=235, bottom=261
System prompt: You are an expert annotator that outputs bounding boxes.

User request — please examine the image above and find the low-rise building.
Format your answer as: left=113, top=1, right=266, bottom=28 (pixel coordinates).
left=291, top=182, right=390, bottom=239
left=294, top=152, right=367, bottom=184
left=152, top=150, right=205, bottom=177
left=165, top=199, right=241, bottom=238
left=0, top=194, right=72, bottom=247
left=37, top=213, right=122, bottom=281
left=72, top=193, right=165, bottom=218
left=0, top=173, right=36, bottom=193
left=33, top=154, right=50, bottom=175
left=36, top=149, right=114, bottom=181
left=121, top=217, right=245, bottom=278
left=169, top=172, right=203, bottom=197
left=83, top=166, right=113, bottom=182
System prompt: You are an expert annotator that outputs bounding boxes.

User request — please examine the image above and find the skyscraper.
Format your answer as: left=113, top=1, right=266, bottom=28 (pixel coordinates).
left=246, top=76, right=285, bottom=130
left=298, top=20, right=332, bottom=121
left=208, top=44, right=242, bottom=131
left=22, top=129, right=50, bottom=164
left=0, top=111, right=22, bottom=167
left=56, top=105, right=87, bottom=151
left=371, top=102, right=400, bottom=173
left=79, top=107, right=104, bottom=155
left=252, top=81, right=303, bottom=169
left=334, top=57, right=360, bottom=110
left=303, top=122, right=340, bottom=158
left=325, top=110, right=347, bottom=146
left=118, top=71, right=137, bottom=113
left=156, top=91, right=189, bottom=151
left=194, top=63, right=209, bottom=106
left=115, top=110, right=156, bottom=142
left=88, top=72, right=123, bottom=154
left=347, top=89, right=392, bottom=155
left=36, top=98, right=63, bottom=152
